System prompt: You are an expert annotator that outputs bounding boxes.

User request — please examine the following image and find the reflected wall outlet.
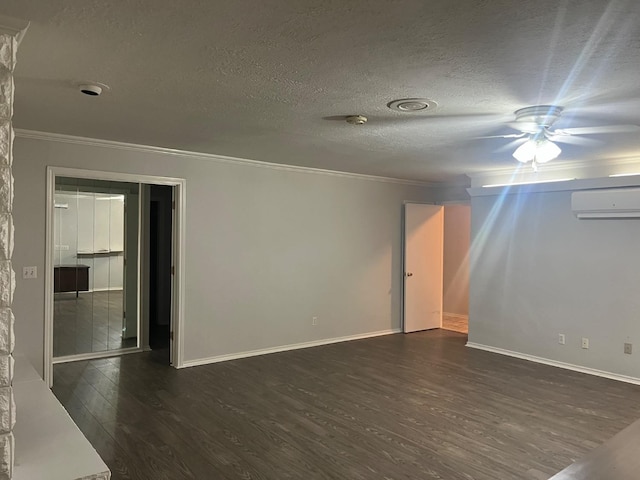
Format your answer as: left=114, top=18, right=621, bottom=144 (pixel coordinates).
left=312, top=316, right=318, bottom=326
left=624, top=343, right=633, bottom=355
left=581, top=337, right=589, bottom=349
left=22, top=266, right=37, bottom=279
left=558, top=334, right=566, bottom=345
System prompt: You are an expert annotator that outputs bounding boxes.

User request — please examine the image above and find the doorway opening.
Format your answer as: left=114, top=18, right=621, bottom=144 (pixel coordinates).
left=402, top=202, right=470, bottom=336
left=45, top=167, right=186, bottom=386
left=441, top=204, right=470, bottom=335
left=143, top=185, right=174, bottom=355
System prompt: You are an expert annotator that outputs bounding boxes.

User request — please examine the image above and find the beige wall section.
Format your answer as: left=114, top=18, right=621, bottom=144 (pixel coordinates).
left=11, top=134, right=435, bottom=376
left=443, top=204, right=470, bottom=316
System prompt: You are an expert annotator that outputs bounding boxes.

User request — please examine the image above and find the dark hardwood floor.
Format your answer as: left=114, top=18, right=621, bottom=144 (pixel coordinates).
left=52, top=330, right=640, bottom=480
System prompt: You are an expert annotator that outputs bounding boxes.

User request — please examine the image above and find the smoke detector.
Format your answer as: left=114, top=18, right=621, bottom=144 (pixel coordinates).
left=346, top=115, right=368, bottom=125
left=388, top=98, right=437, bottom=112
left=77, top=82, right=110, bottom=96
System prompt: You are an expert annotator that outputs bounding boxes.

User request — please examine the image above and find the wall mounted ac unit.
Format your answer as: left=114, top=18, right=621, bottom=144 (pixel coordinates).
left=571, top=188, right=640, bottom=219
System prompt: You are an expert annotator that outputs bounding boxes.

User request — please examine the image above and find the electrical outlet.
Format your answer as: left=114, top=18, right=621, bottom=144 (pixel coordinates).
left=558, top=334, right=566, bottom=345
left=312, top=316, right=318, bottom=326
left=22, top=266, right=37, bottom=279
left=624, top=343, right=633, bottom=355
left=581, top=337, right=589, bottom=349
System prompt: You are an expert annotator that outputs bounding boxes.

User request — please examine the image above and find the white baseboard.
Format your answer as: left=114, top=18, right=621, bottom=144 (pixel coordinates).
left=466, top=342, right=640, bottom=386
left=52, top=347, right=142, bottom=365
left=443, top=312, right=468, bottom=320
left=181, top=328, right=402, bottom=368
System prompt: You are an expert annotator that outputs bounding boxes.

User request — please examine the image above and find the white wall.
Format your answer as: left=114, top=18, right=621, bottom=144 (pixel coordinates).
left=469, top=187, right=640, bottom=379
left=443, top=204, right=470, bottom=316
left=12, top=134, right=434, bottom=376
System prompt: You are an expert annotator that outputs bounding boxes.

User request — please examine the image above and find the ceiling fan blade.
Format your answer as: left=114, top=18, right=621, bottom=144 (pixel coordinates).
left=552, top=125, right=640, bottom=135
left=476, top=133, right=526, bottom=139
left=547, top=135, right=602, bottom=147
left=494, top=138, right=526, bottom=154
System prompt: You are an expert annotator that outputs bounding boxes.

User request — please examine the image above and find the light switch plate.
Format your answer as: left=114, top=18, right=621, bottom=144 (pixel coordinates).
left=23, top=266, right=37, bottom=279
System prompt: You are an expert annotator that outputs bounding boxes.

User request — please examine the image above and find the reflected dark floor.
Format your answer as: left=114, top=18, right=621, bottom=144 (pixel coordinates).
left=53, top=330, right=640, bottom=480
left=53, top=290, right=137, bottom=357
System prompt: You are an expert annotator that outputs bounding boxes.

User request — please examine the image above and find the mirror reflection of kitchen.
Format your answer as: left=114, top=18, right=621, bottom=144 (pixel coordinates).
left=53, top=177, right=139, bottom=359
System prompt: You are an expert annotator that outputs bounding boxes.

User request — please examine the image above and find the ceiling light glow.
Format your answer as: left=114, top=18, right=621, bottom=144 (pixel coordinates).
left=512, top=138, right=561, bottom=164
left=512, top=140, right=537, bottom=163
left=533, top=140, right=561, bottom=164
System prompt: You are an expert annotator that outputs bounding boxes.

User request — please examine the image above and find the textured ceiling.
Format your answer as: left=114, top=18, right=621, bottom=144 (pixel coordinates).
left=3, top=0, right=640, bottom=182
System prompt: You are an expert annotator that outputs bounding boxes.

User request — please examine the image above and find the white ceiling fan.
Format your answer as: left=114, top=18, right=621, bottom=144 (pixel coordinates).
left=482, top=105, right=640, bottom=171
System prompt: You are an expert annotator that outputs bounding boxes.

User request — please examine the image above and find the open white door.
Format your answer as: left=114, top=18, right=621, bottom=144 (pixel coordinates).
left=403, top=203, right=444, bottom=333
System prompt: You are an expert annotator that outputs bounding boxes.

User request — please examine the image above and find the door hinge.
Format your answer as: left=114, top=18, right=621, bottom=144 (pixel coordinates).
left=171, top=266, right=175, bottom=275
left=170, top=331, right=174, bottom=341
left=172, top=201, right=176, bottom=210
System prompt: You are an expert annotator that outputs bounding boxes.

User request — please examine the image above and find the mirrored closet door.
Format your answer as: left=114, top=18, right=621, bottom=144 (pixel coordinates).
left=53, top=177, right=140, bottom=360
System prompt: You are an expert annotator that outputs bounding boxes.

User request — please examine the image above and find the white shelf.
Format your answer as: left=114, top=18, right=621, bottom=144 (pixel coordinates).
left=13, top=359, right=111, bottom=480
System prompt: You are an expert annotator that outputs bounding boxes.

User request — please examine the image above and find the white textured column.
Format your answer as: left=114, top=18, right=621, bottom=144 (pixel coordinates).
left=0, top=33, right=16, bottom=480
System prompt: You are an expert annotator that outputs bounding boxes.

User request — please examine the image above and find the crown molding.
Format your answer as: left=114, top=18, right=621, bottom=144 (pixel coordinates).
left=0, top=15, right=29, bottom=45
left=467, top=175, right=640, bottom=197
left=467, top=156, right=640, bottom=183
left=15, top=129, right=438, bottom=188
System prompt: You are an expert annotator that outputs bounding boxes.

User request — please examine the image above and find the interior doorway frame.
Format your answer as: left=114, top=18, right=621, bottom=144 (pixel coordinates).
left=44, top=166, right=187, bottom=387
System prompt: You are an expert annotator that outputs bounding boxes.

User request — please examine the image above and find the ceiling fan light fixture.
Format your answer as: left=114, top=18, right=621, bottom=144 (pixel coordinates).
left=535, top=139, right=561, bottom=164
left=512, top=138, right=561, bottom=164
left=514, top=105, right=564, bottom=127
left=512, top=139, right=538, bottom=163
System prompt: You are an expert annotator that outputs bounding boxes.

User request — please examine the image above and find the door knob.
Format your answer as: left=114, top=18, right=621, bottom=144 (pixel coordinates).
left=406, top=272, right=413, bottom=277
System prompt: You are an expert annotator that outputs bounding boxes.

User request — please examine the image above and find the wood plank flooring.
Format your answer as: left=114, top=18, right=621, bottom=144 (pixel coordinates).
left=442, top=314, right=468, bottom=334
left=53, top=330, right=640, bottom=480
